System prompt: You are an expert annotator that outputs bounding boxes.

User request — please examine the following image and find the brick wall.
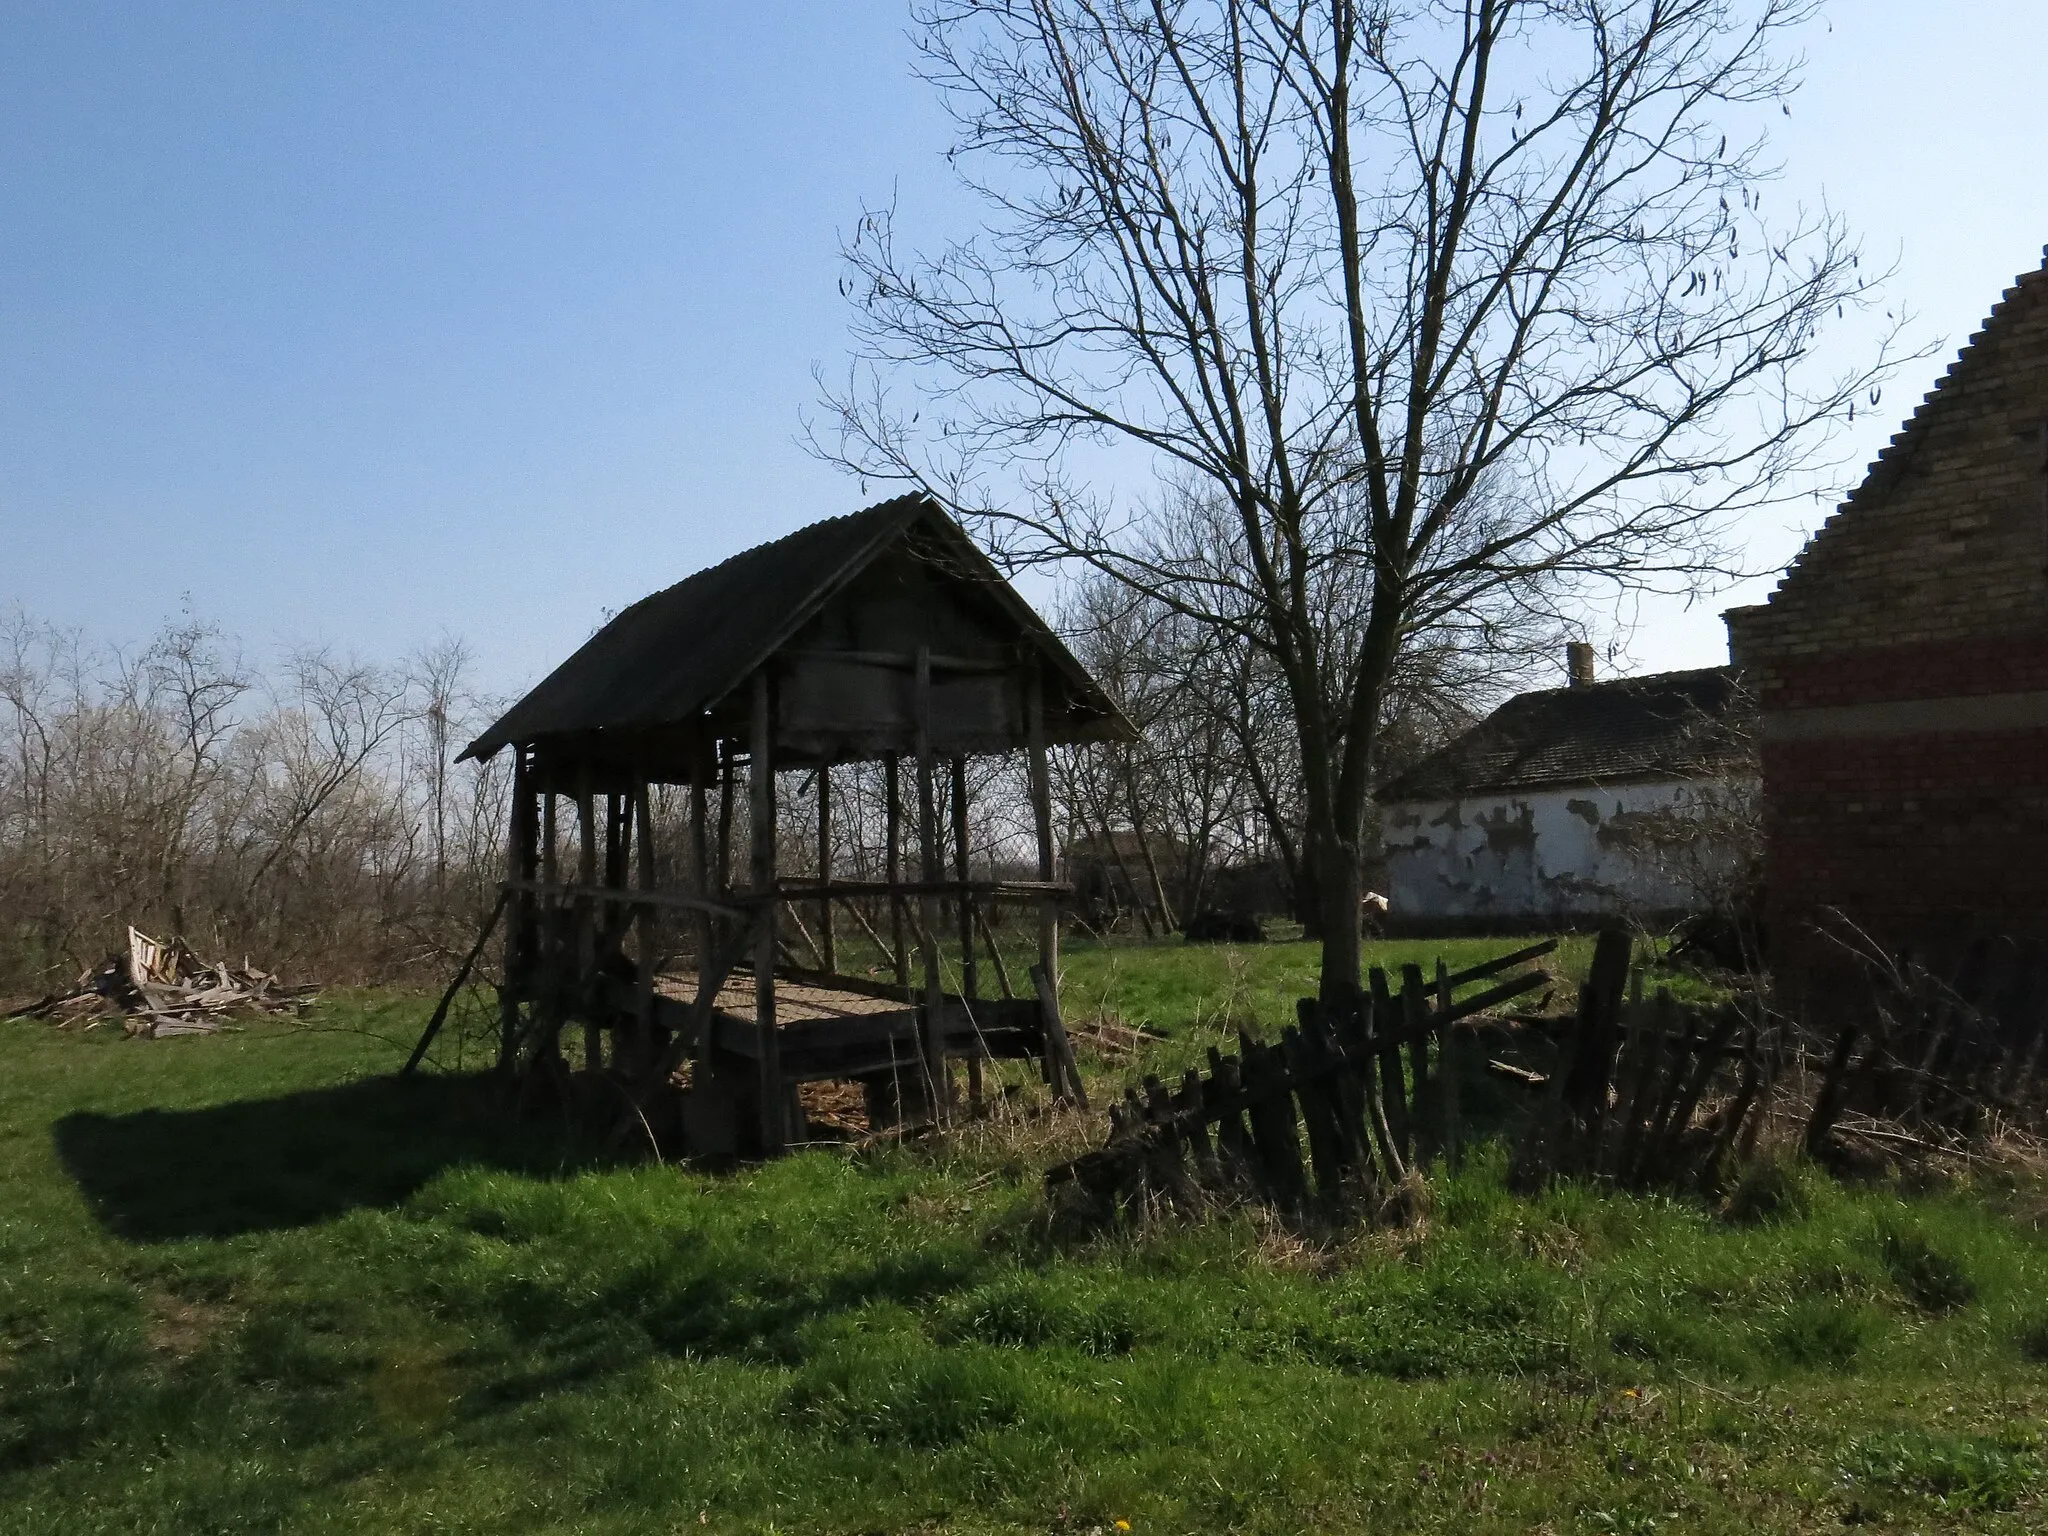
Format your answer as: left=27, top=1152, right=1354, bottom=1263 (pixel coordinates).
left=1726, top=253, right=2048, bottom=987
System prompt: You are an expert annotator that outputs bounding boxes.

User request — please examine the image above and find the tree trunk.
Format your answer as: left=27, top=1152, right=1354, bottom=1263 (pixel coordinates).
left=1310, top=819, right=1361, bottom=1006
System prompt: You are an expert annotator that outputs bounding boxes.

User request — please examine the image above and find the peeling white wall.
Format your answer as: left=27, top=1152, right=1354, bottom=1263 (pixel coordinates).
left=1379, top=778, right=1755, bottom=926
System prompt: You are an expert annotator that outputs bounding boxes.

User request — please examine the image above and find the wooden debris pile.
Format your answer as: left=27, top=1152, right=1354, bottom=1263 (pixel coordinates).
left=1048, top=939, right=1557, bottom=1214
left=3, top=926, right=317, bottom=1037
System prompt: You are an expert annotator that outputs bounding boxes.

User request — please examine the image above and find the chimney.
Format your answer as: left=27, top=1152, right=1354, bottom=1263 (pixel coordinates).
left=1566, top=641, right=1596, bottom=688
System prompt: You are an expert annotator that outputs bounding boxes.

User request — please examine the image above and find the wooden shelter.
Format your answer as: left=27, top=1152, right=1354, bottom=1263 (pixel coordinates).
left=440, top=495, right=1129, bottom=1156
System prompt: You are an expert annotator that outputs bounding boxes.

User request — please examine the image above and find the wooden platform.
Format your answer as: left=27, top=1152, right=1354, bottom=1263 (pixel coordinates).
left=655, top=966, right=1045, bottom=1084
left=657, top=969, right=906, bottom=1024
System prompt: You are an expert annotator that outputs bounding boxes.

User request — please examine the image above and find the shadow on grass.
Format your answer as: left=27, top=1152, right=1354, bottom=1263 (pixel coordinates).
left=53, top=1072, right=597, bottom=1241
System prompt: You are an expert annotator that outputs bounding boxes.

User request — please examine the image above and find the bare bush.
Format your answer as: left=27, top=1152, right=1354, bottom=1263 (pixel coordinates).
left=0, top=609, right=509, bottom=993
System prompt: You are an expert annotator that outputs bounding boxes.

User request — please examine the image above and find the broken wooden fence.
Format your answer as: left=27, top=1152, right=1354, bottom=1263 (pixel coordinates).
left=1804, top=941, right=2048, bottom=1156
left=1512, top=928, right=1763, bottom=1191
left=1049, top=939, right=1557, bottom=1212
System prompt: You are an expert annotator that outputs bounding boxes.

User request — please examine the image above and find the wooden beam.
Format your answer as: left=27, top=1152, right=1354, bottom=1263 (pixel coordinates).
left=499, top=879, right=745, bottom=920
left=407, top=890, right=510, bottom=1075
left=751, top=671, right=784, bottom=1153
left=771, top=877, right=1071, bottom=899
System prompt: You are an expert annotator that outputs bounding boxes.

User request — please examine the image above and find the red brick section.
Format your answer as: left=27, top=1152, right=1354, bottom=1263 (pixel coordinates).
left=1765, top=630, right=2048, bottom=712
left=1727, top=252, right=2048, bottom=991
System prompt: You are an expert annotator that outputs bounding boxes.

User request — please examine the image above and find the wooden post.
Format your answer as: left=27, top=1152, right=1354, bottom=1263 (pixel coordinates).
left=885, top=754, right=907, bottom=990
left=537, top=786, right=559, bottom=1063
left=716, top=745, right=735, bottom=900
left=499, top=746, right=536, bottom=1072
left=816, top=763, right=836, bottom=974
left=751, top=671, right=785, bottom=1153
left=1026, top=664, right=1080, bottom=1102
left=633, top=777, right=657, bottom=1078
left=950, top=753, right=980, bottom=1106
left=690, top=763, right=713, bottom=1076
left=577, top=768, right=599, bottom=1074
left=914, top=647, right=951, bottom=1119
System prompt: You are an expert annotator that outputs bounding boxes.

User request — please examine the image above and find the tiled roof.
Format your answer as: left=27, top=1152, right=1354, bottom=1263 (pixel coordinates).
left=1375, top=666, right=1752, bottom=802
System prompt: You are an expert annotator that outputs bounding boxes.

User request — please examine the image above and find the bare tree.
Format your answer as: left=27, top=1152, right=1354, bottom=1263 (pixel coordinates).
left=819, top=0, right=1902, bottom=996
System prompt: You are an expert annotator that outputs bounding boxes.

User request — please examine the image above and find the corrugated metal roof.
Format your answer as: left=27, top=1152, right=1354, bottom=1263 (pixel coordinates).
left=460, top=494, right=1123, bottom=760
left=1375, top=666, right=1752, bottom=802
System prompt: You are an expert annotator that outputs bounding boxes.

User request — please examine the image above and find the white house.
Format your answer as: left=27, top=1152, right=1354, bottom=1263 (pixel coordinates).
left=1376, top=649, right=1755, bottom=932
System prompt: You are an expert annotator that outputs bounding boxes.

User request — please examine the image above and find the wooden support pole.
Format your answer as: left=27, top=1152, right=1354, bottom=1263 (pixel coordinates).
left=950, top=753, right=980, bottom=1106
left=716, top=745, right=735, bottom=899
left=885, top=754, right=907, bottom=990
left=751, top=672, right=785, bottom=1153
left=537, top=788, right=559, bottom=1065
left=816, top=763, right=836, bottom=974
left=950, top=756, right=978, bottom=999
left=499, top=747, right=535, bottom=1071
left=915, top=647, right=951, bottom=1119
left=577, top=769, right=600, bottom=1073
left=690, top=770, right=711, bottom=953
left=1026, top=664, right=1080, bottom=1103
left=633, top=777, right=657, bottom=1077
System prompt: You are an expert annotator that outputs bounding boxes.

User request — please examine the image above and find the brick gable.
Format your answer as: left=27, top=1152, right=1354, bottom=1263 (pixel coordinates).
left=1725, top=251, right=2048, bottom=989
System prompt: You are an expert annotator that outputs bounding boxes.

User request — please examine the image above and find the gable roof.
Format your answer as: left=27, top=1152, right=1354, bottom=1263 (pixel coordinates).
left=460, top=494, right=1122, bottom=761
left=1375, top=666, right=1752, bottom=802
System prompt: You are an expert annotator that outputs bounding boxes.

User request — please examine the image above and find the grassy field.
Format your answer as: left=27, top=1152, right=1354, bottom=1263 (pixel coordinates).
left=5, top=936, right=2048, bottom=1533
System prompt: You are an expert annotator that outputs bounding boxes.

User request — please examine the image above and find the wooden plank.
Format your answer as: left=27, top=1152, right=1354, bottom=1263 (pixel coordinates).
left=1401, top=964, right=1435, bottom=1165
left=1178, top=1068, right=1216, bottom=1183
left=1031, top=962, right=1087, bottom=1109
left=1358, top=983, right=1406, bottom=1185
left=1803, top=1022, right=1861, bottom=1158
left=1239, top=1032, right=1307, bottom=1212
left=1206, top=1047, right=1257, bottom=1195
left=1650, top=1009, right=1739, bottom=1176
left=1369, top=968, right=1411, bottom=1162
left=772, top=876, right=1073, bottom=899
left=1284, top=1021, right=1346, bottom=1199
left=1298, top=998, right=1366, bottom=1180
left=1436, top=959, right=1461, bottom=1171
left=1323, top=990, right=1381, bottom=1190
left=1444, top=937, right=1560, bottom=991
left=1613, top=984, right=1667, bottom=1182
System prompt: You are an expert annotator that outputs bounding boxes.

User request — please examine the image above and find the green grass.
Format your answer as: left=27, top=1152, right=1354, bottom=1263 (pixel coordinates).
left=4, top=947, right=2047, bottom=1533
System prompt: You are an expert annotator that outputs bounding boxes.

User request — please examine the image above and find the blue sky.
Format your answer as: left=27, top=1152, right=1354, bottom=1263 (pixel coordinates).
left=3, top=1, right=2045, bottom=696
